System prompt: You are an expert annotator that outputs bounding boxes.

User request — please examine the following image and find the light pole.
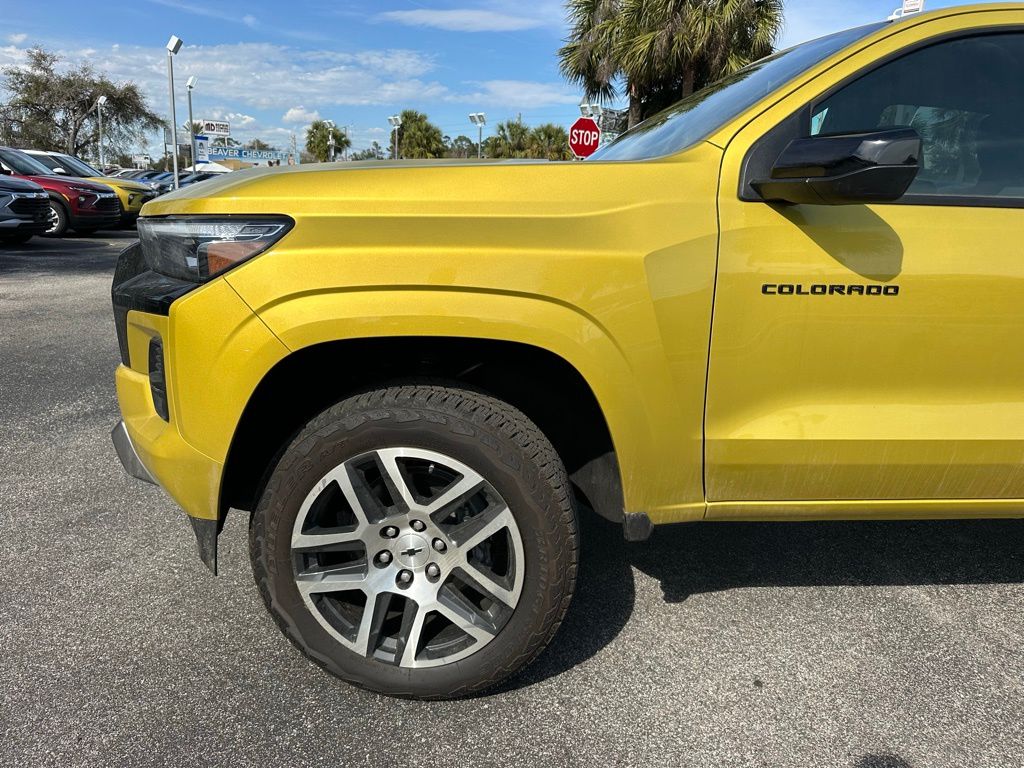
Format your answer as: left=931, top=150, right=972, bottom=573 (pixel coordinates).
left=94, top=95, right=108, bottom=168
left=579, top=102, right=605, bottom=145
left=324, top=119, right=336, bottom=162
left=185, top=76, right=198, bottom=171
left=387, top=115, right=402, bottom=160
left=166, top=35, right=183, bottom=188
left=468, top=113, right=486, bottom=158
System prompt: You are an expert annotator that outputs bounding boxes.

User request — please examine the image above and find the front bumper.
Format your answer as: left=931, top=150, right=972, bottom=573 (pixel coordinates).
left=113, top=363, right=224, bottom=574
left=70, top=208, right=121, bottom=231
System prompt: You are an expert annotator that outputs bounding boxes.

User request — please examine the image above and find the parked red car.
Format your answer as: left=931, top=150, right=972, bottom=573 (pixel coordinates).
left=0, top=147, right=120, bottom=236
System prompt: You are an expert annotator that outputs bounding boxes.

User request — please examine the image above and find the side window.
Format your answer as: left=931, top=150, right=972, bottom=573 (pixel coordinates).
left=811, top=33, right=1024, bottom=199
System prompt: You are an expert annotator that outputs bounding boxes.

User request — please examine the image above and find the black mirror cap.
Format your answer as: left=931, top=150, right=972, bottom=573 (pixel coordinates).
left=752, top=128, right=921, bottom=206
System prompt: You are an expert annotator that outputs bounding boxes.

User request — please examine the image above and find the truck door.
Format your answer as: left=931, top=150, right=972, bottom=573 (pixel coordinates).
left=706, top=28, right=1024, bottom=509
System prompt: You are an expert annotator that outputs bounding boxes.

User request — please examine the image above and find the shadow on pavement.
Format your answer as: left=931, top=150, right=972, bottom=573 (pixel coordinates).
left=493, top=513, right=636, bottom=693
left=500, top=513, right=1024, bottom=691
left=0, top=232, right=134, bottom=276
left=630, top=517, right=1024, bottom=604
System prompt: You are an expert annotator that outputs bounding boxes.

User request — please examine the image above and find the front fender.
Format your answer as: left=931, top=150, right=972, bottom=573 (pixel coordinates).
left=228, top=283, right=671, bottom=517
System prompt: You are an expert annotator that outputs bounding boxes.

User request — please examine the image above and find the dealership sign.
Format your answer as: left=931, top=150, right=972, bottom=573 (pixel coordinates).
left=195, top=135, right=210, bottom=163
left=199, top=120, right=231, bottom=137
left=207, top=145, right=296, bottom=164
left=569, top=117, right=601, bottom=158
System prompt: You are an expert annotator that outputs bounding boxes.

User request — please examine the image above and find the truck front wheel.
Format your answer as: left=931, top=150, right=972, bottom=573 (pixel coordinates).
left=250, top=383, right=579, bottom=698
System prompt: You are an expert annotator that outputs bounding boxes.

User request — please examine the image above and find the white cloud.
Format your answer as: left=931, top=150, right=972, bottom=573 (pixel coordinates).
left=6, top=41, right=447, bottom=111
left=375, top=9, right=543, bottom=32
left=226, top=112, right=257, bottom=127
left=7, top=33, right=27, bottom=44
left=282, top=106, right=320, bottom=124
left=456, top=80, right=579, bottom=108
left=242, top=14, right=258, bottom=29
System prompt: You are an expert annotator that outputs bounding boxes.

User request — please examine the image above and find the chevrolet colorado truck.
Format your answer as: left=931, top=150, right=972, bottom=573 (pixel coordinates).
left=111, top=4, right=1024, bottom=698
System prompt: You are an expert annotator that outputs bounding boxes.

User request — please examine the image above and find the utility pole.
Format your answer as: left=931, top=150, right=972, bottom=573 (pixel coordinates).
left=325, top=119, right=336, bottom=162
left=95, top=95, right=107, bottom=168
left=469, top=113, right=487, bottom=158
left=166, top=35, right=183, bottom=188
left=388, top=115, right=402, bottom=160
left=186, top=76, right=198, bottom=170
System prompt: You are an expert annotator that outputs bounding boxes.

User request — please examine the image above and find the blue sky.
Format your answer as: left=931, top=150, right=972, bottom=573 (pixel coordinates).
left=0, top=0, right=1005, bottom=157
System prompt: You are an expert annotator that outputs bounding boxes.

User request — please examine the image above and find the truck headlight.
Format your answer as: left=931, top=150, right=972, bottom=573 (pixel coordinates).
left=137, top=216, right=293, bottom=282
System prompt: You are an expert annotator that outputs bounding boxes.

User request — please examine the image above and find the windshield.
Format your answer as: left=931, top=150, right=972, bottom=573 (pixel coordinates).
left=590, top=22, right=886, bottom=162
left=0, top=147, right=56, bottom=176
left=38, top=152, right=104, bottom=177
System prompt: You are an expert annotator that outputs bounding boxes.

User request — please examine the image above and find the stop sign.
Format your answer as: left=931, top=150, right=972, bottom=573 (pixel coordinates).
left=569, top=117, right=601, bottom=158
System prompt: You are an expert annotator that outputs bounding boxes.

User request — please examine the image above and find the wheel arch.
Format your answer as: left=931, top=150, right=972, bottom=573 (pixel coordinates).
left=218, top=336, right=628, bottom=528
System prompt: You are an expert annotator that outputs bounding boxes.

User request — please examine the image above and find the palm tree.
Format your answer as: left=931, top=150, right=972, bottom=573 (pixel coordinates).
left=560, top=0, right=784, bottom=128
left=529, top=124, right=572, bottom=161
left=304, top=119, right=351, bottom=162
left=487, top=118, right=532, bottom=158
left=397, top=110, right=445, bottom=159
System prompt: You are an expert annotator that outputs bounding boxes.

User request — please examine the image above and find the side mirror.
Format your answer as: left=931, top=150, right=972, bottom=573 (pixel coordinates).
left=0, top=167, right=10, bottom=175
left=53, top=167, right=68, bottom=174
left=752, top=128, right=921, bottom=205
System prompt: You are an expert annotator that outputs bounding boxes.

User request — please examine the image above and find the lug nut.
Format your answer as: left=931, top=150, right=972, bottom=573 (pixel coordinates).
left=411, top=519, right=426, bottom=532
left=397, top=569, right=413, bottom=585
left=426, top=563, right=441, bottom=579
left=376, top=551, right=392, bottom=565
left=381, top=526, right=399, bottom=538
left=432, top=538, right=447, bottom=553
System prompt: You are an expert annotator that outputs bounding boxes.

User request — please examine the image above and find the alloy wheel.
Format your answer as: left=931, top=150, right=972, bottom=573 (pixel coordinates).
left=290, top=447, right=525, bottom=669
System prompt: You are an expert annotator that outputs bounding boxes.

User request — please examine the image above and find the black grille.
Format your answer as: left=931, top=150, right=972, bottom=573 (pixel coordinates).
left=96, top=196, right=120, bottom=214
left=10, top=196, right=49, bottom=222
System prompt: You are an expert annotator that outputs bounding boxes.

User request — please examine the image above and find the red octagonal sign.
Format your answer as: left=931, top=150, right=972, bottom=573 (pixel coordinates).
left=569, top=117, right=601, bottom=158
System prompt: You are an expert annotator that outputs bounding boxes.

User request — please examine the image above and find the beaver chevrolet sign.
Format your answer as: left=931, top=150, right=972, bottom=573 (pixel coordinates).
left=207, top=145, right=298, bottom=165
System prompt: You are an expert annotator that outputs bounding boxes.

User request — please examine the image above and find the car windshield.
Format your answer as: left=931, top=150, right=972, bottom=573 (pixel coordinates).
left=590, top=22, right=886, bottom=162
left=49, top=153, right=105, bottom=177
left=0, top=147, right=56, bottom=176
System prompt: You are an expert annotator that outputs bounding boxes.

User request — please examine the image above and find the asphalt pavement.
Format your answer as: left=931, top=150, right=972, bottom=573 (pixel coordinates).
left=2, top=234, right=1023, bottom=768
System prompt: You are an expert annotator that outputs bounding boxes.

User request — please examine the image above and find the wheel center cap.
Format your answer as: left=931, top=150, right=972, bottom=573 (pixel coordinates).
left=395, top=533, right=429, bottom=568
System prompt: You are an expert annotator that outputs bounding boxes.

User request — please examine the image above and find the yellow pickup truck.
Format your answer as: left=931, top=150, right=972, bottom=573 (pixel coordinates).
left=111, top=4, right=1024, bottom=698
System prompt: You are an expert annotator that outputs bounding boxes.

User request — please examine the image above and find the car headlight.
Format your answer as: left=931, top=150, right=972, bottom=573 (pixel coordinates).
left=137, top=216, right=293, bottom=282
left=68, top=185, right=99, bottom=194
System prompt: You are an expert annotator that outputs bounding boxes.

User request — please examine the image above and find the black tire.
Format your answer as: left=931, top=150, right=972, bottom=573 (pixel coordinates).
left=43, top=199, right=68, bottom=237
left=250, top=382, right=579, bottom=699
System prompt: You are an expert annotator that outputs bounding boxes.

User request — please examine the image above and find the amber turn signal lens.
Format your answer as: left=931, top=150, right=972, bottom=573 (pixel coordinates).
left=203, top=240, right=266, bottom=276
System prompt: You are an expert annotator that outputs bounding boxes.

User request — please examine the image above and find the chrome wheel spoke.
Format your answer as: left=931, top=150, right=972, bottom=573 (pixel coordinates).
left=353, top=591, right=394, bottom=658
left=295, top=561, right=366, bottom=595
left=462, top=561, right=517, bottom=607
left=423, top=472, right=484, bottom=514
left=435, top=589, right=498, bottom=643
left=374, top=449, right=418, bottom=511
left=398, top=599, right=427, bottom=666
left=454, top=504, right=515, bottom=553
left=291, top=529, right=362, bottom=551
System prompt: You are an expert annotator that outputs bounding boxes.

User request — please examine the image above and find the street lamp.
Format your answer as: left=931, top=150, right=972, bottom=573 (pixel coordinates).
left=324, top=119, right=336, bottom=162
left=387, top=115, right=402, bottom=160
left=166, top=35, right=183, bottom=188
left=185, top=76, right=198, bottom=171
left=468, top=112, right=486, bottom=159
left=94, top=95, right=108, bottom=169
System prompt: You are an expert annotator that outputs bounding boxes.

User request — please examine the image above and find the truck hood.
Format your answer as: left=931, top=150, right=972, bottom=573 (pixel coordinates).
left=141, top=148, right=721, bottom=223
left=0, top=174, right=46, bottom=193
left=96, top=177, right=152, bottom=192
